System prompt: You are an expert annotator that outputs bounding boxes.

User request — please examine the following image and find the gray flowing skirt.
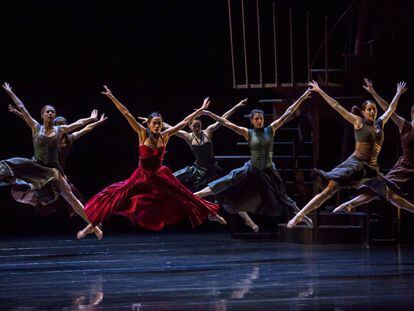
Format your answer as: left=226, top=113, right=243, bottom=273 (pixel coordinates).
left=208, top=161, right=297, bottom=217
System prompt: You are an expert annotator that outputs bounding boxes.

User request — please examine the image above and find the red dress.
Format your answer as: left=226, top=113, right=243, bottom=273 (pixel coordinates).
left=84, top=144, right=219, bottom=231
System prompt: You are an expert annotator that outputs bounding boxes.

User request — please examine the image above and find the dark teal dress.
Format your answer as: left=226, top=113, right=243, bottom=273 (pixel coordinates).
left=0, top=124, right=63, bottom=208
left=208, top=126, right=298, bottom=217
left=174, top=132, right=225, bottom=192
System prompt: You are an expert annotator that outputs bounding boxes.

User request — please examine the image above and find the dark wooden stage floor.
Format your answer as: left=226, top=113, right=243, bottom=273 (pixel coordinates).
left=1, top=233, right=414, bottom=310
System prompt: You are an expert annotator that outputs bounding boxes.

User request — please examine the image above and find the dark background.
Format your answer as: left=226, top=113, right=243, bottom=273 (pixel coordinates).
left=1, top=0, right=413, bottom=235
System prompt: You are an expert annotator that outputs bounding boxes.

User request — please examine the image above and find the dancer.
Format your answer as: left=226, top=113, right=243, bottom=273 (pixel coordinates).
left=1, top=82, right=102, bottom=239
left=77, top=86, right=226, bottom=238
left=333, top=79, right=414, bottom=213
left=167, top=98, right=247, bottom=191
left=9, top=107, right=107, bottom=210
left=287, top=81, right=409, bottom=228
left=195, top=88, right=313, bottom=232
left=9, top=106, right=107, bottom=169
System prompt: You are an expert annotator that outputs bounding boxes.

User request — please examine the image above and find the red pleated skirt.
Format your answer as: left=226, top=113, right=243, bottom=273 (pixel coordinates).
left=85, top=164, right=219, bottom=231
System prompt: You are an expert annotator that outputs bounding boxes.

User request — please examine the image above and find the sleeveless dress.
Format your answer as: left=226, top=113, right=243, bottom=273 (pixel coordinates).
left=0, top=124, right=62, bottom=207
left=174, top=132, right=225, bottom=191
left=360, top=119, right=414, bottom=200
left=208, top=126, right=298, bottom=218
left=84, top=135, right=219, bottom=231
left=314, top=119, right=387, bottom=189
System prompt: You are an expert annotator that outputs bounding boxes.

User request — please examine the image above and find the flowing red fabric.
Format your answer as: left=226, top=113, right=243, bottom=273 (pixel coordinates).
left=85, top=145, right=219, bottom=230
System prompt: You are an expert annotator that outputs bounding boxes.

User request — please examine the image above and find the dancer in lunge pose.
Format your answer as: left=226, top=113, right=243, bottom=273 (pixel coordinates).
left=333, top=79, right=414, bottom=213
left=287, top=81, right=409, bottom=228
left=77, top=86, right=226, bottom=238
left=168, top=98, right=247, bottom=191
left=1, top=82, right=102, bottom=239
left=195, top=88, right=313, bottom=232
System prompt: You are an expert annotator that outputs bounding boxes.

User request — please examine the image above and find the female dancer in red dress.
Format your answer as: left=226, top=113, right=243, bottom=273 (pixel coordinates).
left=77, top=86, right=226, bottom=238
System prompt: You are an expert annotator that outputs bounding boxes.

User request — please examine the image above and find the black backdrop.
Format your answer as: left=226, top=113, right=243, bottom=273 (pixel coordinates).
left=1, top=0, right=413, bottom=234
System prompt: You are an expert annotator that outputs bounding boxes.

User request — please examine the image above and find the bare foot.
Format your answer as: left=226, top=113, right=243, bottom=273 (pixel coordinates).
left=245, top=220, right=259, bottom=233
left=287, top=214, right=303, bottom=229
left=333, top=203, right=353, bottom=213
left=208, top=214, right=227, bottom=225
left=302, top=214, right=313, bottom=226
left=77, top=223, right=94, bottom=239
left=93, top=226, right=104, bottom=240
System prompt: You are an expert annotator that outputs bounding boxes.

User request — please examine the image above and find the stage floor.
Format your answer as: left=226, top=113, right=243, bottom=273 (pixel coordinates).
left=1, top=233, right=414, bottom=310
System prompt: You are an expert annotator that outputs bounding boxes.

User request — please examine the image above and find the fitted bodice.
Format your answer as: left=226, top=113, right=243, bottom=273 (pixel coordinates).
left=33, top=125, right=61, bottom=167
left=248, top=126, right=274, bottom=170
left=190, top=132, right=215, bottom=168
left=139, top=145, right=165, bottom=171
left=353, top=119, right=384, bottom=166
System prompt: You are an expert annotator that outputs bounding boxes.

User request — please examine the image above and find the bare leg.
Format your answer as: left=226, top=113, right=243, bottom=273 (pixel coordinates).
left=77, top=223, right=103, bottom=239
left=389, top=192, right=414, bottom=213
left=287, top=181, right=339, bottom=228
left=238, top=211, right=259, bottom=233
left=333, top=193, right=373, bottom=213
left=208, top=214, right=227, bottom=225
left=57, top=173, right=103, bottom=240
left=194, top=186, right=213, bottom=198
left=292, top=205, right=313, bottom=226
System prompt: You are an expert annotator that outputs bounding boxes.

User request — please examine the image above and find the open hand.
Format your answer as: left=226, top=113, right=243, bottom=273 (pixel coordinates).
left=101, top=85, right=114, bottom=98
left=397, top=81, right=407, bottom=95
left=308, top=80, right=321, bottom=93
left=2, top=82, right=12, bottom=93
left=201, top=97, right=210, bottom=110
left=362, top=78, right=374, bottom=94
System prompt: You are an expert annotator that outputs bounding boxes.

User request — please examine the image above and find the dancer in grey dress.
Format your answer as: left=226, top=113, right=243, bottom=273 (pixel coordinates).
left=195, top=88, right=312, bottom=232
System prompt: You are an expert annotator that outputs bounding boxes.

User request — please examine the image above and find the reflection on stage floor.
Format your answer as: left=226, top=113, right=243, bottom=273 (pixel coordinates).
left=1, top=233, right=414, bottom=310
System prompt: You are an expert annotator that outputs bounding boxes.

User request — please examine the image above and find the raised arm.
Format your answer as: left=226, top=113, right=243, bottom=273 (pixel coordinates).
left=161, top=120, right=191, bottom=142
left=201, top=110, right=249, bottom=140
left=162, top=97, right=210, bottom=139
left=3, top=82, right=39, bottom=132
left=71, top=113, right=108, bottom=141
left=379, top=81, right=407, bottom=125
left=60, top=109, right=99, bottom=134
left=204, top=98, right=248, bottom=136
left=363, top=78, right=405, bottom=130
left=309, top=80, right=362, bottom=129
left=8, top=104, right=24, bottom=119
left=101, top=85, right=145, bottom=135
left=270, top=88, right=311, bottom=133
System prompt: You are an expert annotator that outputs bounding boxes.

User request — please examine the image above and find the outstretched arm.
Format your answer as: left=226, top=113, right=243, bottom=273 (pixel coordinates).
left=101, top=85, right=145, bottom=136
left=71, top=113, right=108, bottom=141
left=379, top=81, right=407, bottom=125
left=3, top=82, right=39, bottom=132
left=205, top=98, right=248, bottom=136
left=60, top=109, right=99, bottom=133
left=162, top=97, right=210, bottom=139
left=201, top=110, right=249, bottom=140
left=270, top=88, right=311, bottom=133
left=363, top=78, right=405, bottom=130
left=308, top=80, right=362, bottom=129
left=8, top=104, right=24, bottom=119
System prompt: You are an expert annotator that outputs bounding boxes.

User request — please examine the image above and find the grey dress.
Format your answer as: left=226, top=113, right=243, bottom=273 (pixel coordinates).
left=0, top=124, right=63, bottom=207
left=208, top=125, right=298, bottom=217
left=174, top=132, right=225, bottom=191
